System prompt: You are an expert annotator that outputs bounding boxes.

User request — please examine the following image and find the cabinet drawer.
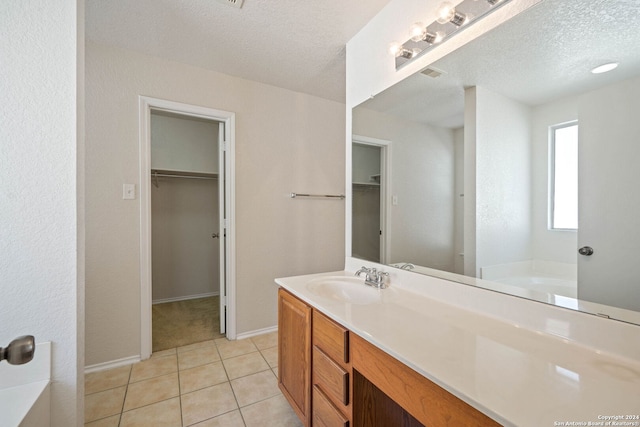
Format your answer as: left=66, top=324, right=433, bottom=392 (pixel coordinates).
left=312, top=385, right=349, bottom=427
left=313, top=310, right=349, bottom=365
left=313, top=346, right=349, bottom=405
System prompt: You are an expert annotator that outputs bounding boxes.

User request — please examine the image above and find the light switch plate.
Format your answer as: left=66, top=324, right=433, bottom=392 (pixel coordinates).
left=123, top=184, right=135, bottom=200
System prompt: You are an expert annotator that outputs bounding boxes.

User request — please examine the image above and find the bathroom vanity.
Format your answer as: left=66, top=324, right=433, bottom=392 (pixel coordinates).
left=278, top=287, right=498, bottom=426
left=276, top=268, right=640, bottom=427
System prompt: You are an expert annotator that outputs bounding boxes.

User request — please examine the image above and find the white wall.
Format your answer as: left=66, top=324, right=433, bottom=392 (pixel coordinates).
left=352, top=143, right=381, bottom=184
left=151, top=112, right=219, bottom=173
left=473, top=86, right=532, bottom=276
left=531, top=96, right=578, bottom=264
left=85, top=42, right=345, bottom=366
left=353, top=107, right=456, bottom=272
left=152, top=178, right=219, bottom=301
left=0, top=1, right=83, bottom=425
left=453, top=127, right=465, bottom=274
left=463, top=88, right=478, bottom=276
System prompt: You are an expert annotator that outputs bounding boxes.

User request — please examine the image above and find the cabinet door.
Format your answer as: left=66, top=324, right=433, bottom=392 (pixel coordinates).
left=278, top=288, right=312, bottom=426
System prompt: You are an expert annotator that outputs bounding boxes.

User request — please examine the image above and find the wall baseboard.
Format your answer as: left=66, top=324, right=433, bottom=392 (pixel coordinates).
left=85, top=355, right=141, bottom=374
left=236, top=325, right=278, bottom=340
left=152, top=291, right=219, bottom=305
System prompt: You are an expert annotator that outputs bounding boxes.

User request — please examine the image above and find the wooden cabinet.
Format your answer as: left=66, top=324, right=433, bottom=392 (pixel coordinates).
left=278, top=288, right=312, bottom=426
left=351, top=334, right=501, bottom=427
left=312, top=385, right=350, bottom=427
left=278, top=288, right=500, bottom=427
left=312, top=310, right=352, bottom=425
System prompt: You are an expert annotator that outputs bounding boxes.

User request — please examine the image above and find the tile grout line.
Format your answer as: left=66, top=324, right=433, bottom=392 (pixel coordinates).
left=176, top=350, right=184, bottom=427
left=117, top=365, right=132, bottom=427
left=85, top=334, right=279, bottom=426
left=214, top=339, right=246, bottom=426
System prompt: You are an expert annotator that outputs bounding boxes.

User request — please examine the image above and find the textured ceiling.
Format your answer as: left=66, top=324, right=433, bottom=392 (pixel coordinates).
left=85, top=0, right=391, bottom=103
left=360, top=0, right=640, bottom=128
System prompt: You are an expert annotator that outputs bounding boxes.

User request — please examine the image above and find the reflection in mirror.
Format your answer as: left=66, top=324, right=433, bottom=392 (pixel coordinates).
left=352, top=142, right=382, bottom=263
left=351, top=0, right=640, bottom=321
left=352, top=135, right=391, bottom=265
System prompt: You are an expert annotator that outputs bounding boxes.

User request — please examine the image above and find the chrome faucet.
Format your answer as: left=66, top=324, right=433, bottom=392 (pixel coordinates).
left=399, top=263, right=415, bottom=270
left=355, top=266, right=390, bottom=289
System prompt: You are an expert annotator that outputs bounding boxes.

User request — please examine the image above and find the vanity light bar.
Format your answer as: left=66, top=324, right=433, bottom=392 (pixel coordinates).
left=391, top=0, right=511, bottom=69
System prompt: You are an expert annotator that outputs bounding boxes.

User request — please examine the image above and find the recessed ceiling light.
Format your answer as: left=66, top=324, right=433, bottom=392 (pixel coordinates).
left=591, top=62, right=618, bottom=74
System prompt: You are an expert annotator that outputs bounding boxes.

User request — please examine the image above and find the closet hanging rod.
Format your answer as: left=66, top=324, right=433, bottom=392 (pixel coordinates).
left=152, top=169, right=217, bottom=179
left=151, top=169, right=218, bottom=188
left=290, top=192, right=345, bottom=200
left=153, top=173, right=218, bottom=180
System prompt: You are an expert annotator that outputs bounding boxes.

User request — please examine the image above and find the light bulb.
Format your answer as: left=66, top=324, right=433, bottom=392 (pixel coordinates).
left=436, top=1, right=467, bottom=26
left=388, top=41, right=403, bottom=57
left=410, top=22, right=427, bottom=42
left=436, top=2, right=456, bottom=24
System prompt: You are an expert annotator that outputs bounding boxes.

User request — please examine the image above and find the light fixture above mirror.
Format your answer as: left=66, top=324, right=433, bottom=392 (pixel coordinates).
left=391, top=0, right=511, bottom=69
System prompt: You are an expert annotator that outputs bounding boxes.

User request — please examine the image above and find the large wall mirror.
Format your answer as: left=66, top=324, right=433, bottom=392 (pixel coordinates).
left=351, top=0, right=640, bottom=324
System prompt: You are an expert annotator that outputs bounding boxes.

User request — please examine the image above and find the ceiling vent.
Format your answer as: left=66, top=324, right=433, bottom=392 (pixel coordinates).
left=215, top=0, right=244, bottom=9
left=420, top=67, right=446, bottom=78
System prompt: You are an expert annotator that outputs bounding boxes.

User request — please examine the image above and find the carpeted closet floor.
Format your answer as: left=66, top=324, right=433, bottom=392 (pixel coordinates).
left=152, top=296, right=225, bottom=352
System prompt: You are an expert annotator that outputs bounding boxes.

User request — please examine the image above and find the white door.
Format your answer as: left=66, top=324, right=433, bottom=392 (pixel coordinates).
left=577, top=81, right=640, bottom=312
left=218, top=123, right=227, bottom=334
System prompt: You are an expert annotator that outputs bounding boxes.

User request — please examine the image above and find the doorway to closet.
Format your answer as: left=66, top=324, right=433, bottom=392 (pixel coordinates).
left=139, top=97, right=236, bottom=360
left=150, top=110, right=223, bottom=352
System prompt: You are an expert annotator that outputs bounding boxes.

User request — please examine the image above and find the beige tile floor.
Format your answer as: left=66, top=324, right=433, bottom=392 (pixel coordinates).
left=84, top=332, right=302, bottom=427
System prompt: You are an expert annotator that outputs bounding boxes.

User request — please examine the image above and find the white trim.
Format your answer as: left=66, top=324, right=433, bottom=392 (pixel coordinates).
left=139, top=96, right=237, bottom=360
left=223, top=114, right=237, bottom=340
left=235, top=325, right=278, bottom=340
left=218, top=123, right=226, bottom=335
left=84, top=355, right=141, bottom=374
left=351, top=135, right=392, bottom=263
left=152, top=292, right=219, bottom=305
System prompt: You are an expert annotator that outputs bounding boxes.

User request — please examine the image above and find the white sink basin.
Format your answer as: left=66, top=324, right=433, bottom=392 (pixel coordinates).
left=306, top=276, right=382, bottom=304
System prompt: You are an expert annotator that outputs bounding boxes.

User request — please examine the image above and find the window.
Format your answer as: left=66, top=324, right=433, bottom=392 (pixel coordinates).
left=550, top=122, right=578, bottom=230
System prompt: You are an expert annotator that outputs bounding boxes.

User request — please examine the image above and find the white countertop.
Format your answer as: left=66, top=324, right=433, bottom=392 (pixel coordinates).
left=276, top=270, right=640, bottom=427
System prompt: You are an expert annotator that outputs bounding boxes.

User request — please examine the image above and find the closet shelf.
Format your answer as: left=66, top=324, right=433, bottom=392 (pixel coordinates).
left=151, top=169, right=218, bottom=187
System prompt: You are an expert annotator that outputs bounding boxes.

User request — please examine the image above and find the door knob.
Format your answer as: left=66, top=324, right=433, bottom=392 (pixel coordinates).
left=578, top=246, right=594, bottom=256
left=1, top=335, right=35, bottom=365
